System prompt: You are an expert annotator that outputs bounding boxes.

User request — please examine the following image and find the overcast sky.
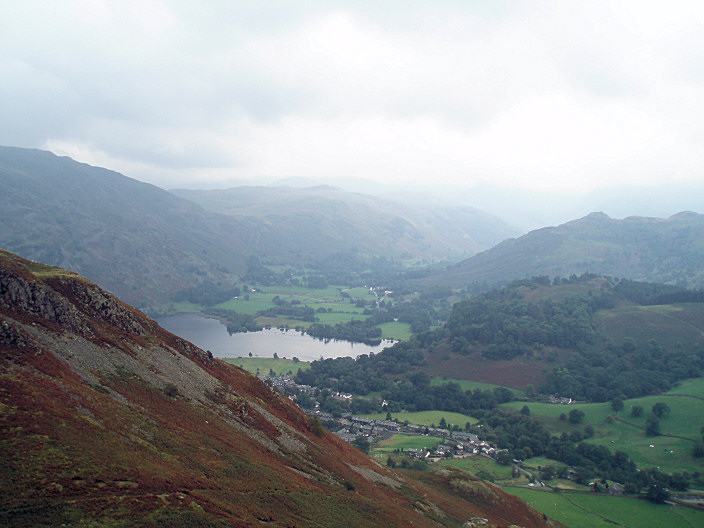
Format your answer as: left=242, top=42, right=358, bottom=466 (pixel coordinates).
left=2, top=1, right=704, bottom=228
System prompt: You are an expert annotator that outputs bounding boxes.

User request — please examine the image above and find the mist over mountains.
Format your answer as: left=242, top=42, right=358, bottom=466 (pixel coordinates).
left=0, top=146, right=517, bottom=306
left=171, top=185, right=520, bottom=263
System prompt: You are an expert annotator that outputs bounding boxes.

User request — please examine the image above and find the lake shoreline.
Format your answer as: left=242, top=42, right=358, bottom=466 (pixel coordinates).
left=155, top=312, right=395, bottom=361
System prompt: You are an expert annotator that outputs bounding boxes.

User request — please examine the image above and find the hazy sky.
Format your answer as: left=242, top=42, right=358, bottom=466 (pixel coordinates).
left=2, top=1, right=704, bottom=228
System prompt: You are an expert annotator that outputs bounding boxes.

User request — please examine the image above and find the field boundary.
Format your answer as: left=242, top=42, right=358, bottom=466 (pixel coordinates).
left=613, top=416, right=698, bottom=443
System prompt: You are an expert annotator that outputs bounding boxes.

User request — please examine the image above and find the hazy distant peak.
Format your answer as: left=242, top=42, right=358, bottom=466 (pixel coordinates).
left=584, top=211, right=610, bottom=220
left=268, top=176, right=323, bottom=187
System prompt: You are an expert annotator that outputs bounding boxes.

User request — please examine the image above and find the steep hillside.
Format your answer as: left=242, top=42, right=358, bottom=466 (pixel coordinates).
left=0, top=249, right=557, bottom=528
left=171, top=185, right=520, bottom=263
left=0, top=146, right=259, bottom=306
left=423, top=212, right=704, bottom=289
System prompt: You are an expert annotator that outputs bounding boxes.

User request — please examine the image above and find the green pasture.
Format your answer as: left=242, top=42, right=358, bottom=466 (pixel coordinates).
left=260, top=284, right=345, bottom=301
left=372, top=434, right=442, bottom=455
left=502, top=380, right=704, bottom=474
left=377, top=322, right=412, bottom=340
left=432, top=377, right=525, bottom=397
left=222, top=357, right=310, bottom=376
left=505, top=487, right=704, bottom=528
left=436, top=456, right=517, bottom=481
left=215, top=296, right=278, bottom=315
left=344, top=287, right=377, bottom=300
left=523, top=456, right=570, bottom=471
left=668, top=377, right=704, bottom=398
left=501, top=400, right=612, bottom=424
left=361, top=410, right=477, bottom=428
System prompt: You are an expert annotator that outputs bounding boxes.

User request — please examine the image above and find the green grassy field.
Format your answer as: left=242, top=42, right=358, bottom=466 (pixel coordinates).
left=501, top=378, right=704, bottom=474
left=343, top=287, right=377, bottom=300
left=209, top=286, right=404, bottom=336
left=371, top=434, right=443, bottom=459
left=431, top=377, right=526, bottom=397
left=215, top=296, right=277, bottom=315
left=436, top=456, right=518, bottom=481
left=505, top=487, right=704, bottom=528
left=361, top=410, right=477, bottom=428
left=222, top=357, right=310, bottom=376
left=377, top=321, right=413, bottom=340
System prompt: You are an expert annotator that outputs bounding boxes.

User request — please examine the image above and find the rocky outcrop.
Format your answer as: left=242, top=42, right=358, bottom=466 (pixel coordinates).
left=48, top=277, right=146, bottom=336
left=0, top=266, right=89, bottom=335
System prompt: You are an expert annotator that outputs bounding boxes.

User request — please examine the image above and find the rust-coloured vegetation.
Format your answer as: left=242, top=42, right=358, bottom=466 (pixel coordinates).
left=0, top=249, right=559, bottom=528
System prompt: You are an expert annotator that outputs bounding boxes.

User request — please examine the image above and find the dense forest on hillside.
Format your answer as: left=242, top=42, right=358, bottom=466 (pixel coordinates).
left=299, top=274, right=704, bottom=403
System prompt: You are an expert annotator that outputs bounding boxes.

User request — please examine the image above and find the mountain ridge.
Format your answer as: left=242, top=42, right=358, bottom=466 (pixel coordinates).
left=0, top=145, right=258, bottom=306
left=421, top=211, right=704, bottom=290
left=171, top=184, right=520, bottom=263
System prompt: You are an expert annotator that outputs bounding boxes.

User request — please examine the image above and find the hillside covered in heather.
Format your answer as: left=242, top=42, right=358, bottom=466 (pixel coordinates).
left=0, top=248, right=558, bottom=528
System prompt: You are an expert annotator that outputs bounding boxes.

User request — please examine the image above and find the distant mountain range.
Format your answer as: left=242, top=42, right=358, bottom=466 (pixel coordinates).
left=0, top=146, right=518, bottom=307
left=422, top=211, right=704, bottom=289
left=171, top=185, right=520, bottom=264
left=0, top=248, right=556, bottom=528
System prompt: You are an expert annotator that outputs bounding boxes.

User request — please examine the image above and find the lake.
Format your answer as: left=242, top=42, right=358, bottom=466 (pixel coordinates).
left=155, top=312, right=395, bottom=360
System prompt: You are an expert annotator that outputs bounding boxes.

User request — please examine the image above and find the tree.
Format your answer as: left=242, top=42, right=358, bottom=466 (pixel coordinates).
left=439, top=417, right=448, bottom=429
left=496, top=451, right=514, bottom=465
left=569, top=409, right=585, bottom=424
left=651, top=402, right=670, bottom=419
left=611, top=398, right=624, bottom=413
left=630, top=405, right=643, bottom=418
left=520, top=405, right=531, bottom=416
left=645, top=483, right=670, bottom=504
left=539, top=465, right=555, bottom=481
left=352, top=436, right=370, bottom=454
left=645, top=417, right=661, bottom=436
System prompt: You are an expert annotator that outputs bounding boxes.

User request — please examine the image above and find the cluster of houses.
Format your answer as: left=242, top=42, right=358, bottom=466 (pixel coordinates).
left=313, top=412, right=506, bottom=461
left=260, top=375, right=506, bottom=462
left=264, top=375, right=314, bottom=394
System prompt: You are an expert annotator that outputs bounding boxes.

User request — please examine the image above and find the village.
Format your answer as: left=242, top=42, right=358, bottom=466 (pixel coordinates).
left=263, top=374, right=508, bottom=463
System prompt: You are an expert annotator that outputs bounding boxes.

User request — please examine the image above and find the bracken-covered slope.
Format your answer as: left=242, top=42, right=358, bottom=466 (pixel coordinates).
left=0, top=249, right=558, bottom=528
left=422, top=211, right=704, bottom=290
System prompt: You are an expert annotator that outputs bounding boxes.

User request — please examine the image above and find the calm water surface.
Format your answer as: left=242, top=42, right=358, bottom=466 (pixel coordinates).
left=156, top=312, right=394, bottom=360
